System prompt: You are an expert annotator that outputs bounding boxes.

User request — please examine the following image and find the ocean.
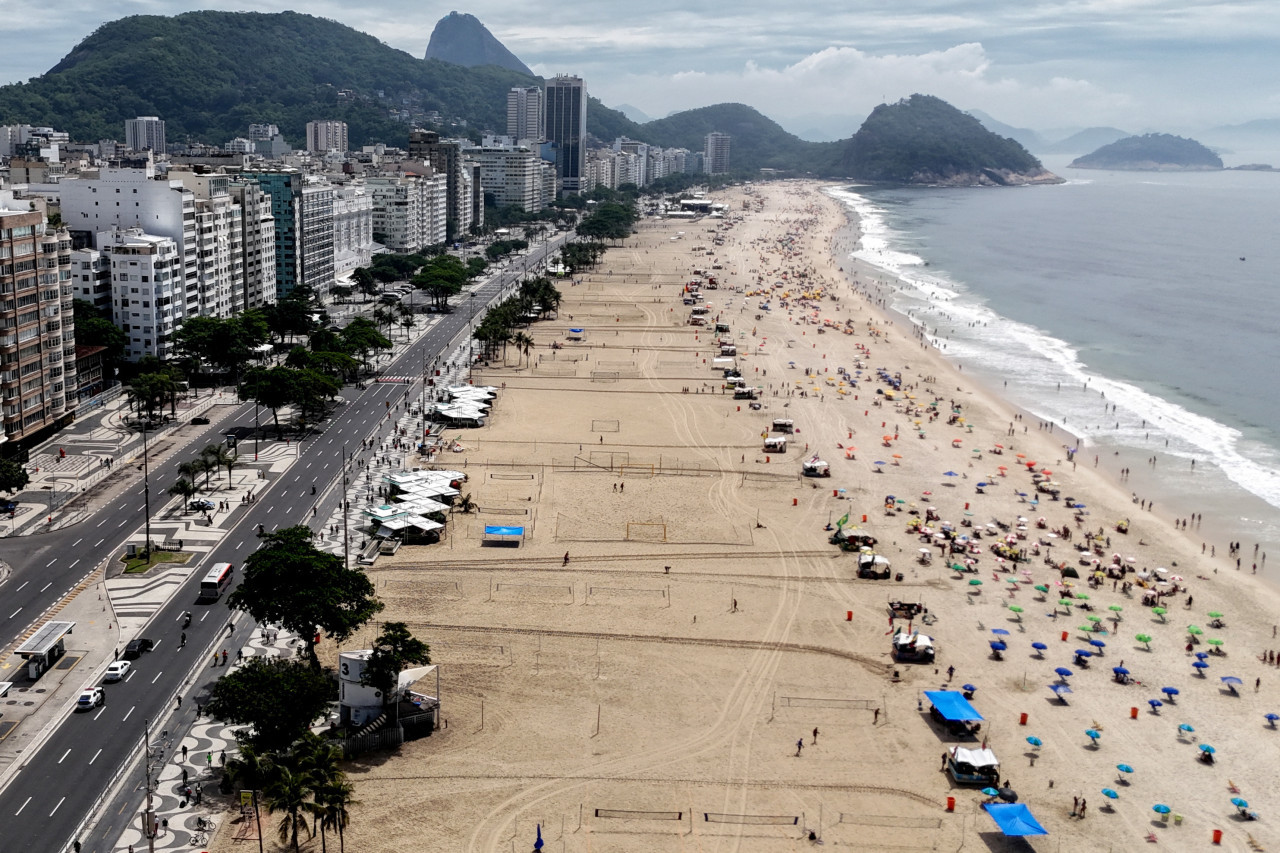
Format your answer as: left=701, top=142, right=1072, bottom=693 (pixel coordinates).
left=826, top=156, right=1280, bottom=559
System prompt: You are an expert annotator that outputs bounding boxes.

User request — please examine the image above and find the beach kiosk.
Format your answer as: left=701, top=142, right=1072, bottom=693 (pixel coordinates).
left=947, top=746, right=1001, bottom=785
left=763, top=435, right=788, bottom=453
left=16, top=620, right=75, bottom=680
left=802, top=456, right=830, bottom=477
left=771, top=418, right=795, bottom=434
left=893, top=630, right=936, bottom=662
left=566, top=328, right=586, bottom=342
left=925, top=689, right=983, bottom=737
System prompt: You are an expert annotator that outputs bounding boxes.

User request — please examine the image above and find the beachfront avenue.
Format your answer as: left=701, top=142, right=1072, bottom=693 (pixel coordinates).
left=0, top=234, right=569, bottom=853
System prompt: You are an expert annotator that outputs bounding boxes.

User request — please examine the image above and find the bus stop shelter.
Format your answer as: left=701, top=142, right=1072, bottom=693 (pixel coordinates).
left=16, top=620, right=75, bottom=680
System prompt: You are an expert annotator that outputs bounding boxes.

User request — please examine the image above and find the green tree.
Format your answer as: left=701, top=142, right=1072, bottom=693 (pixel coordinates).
left=315, top=777, right=357, bottom=853
left=201, top=443, right=237, bottom=489
left=0, top=459, right=30, bottom=494
left=205, top=657, right=334, bottom=752
left=340, top=318, right=391, bottom=372
left=359, top=622, right=431, bottom=725
left=240, top=366, right=299, bottom=439
left=168, top=477, right=198, bottom=508
left=295, top=734, right=346, bottom=852
left=227, top=526, right=383, bottom=670
left=266, top=297, right=316, bottom=344
left=351, top=267, right=378, bottom=301
left=264, top=761, right=314, bottom=852
left=178, top=459, right=210, bottom=494
left=72, top=299, right=127, bottom=382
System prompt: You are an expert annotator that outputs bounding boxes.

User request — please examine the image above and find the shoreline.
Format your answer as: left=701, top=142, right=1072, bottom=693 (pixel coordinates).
left=251, top=180, right=1280, bottom=853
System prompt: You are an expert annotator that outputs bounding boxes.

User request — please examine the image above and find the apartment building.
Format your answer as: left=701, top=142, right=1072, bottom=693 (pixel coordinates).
left=99, top=228, right=182, bottom=362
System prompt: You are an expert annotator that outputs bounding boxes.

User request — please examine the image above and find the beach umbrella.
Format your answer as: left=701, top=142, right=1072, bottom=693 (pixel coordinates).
left=1009, top=605, right=1025, bottom=619
left=943, top=470, right=958, bottom=477
left=1026, top=736, right=1042, bottom=748
left=1153, top=804, right=1171, bottom=815
left=1136, top=633, right=1153, bottom=649
left=1109, top=604, right=1124, bottom=613
left=1049, top=683, right=1072, bottom=701
left=1177, top=724, right=1195, bottom=736
left=963, top=683, right=978, bottom=693
left=998, top=787, right=1018, bottom=803
left=990, top=641, right=1008, bottom=652
left=1232, top=797, right=1250, bottom=809
left=1221, top=676, right=1243, bottom=686
left=1266, top=713, right=1280, bottom=727
left=1152, top=607, right=1167, bottom=622
left=873, top=461, right=886, bottom=467
left=1031, top=641, right=1047, bottom=657
left=1074, top=592, right=1090, bottom=601
left=1148, top=699, right=1164, bottom=712
left=1090, top=639, right=1107, bottom=650
left=1101, top=788, right=1119, bottom=800
left=1199, top=744, right=1216, bottom=755
left=1187, top=625, right=1204, bottom=636
left=1034, top=584, right=1049, bottom=594
left=1075, top=649, right=1093, bottom=658
left=992, top=628, right=1010, bottom=636
left=1113, top=666, right=1130, bottom=676
left=1059, top=598, right=1074, bottom=608
left=981, top=787, right=1000, bottom=797
left=1055, top=667, right=1073, bottom=679
left=1086, top=615, right=1102, bottom=623
left=1086, top=728, right=1101, bottom=743
left=1161, top=687, right=1180, bottom=701
left=1194, top=651, right=1209, bottom=660
left=1116, top=764, right=1134, bottom=784
left=969, top=578, right=983, bottom=586
left=1207, top=637, right=1225, bottom=647
left=1207, top=611, right=1224, bottom=619
left=1192, top=660, right=1210, bottom=673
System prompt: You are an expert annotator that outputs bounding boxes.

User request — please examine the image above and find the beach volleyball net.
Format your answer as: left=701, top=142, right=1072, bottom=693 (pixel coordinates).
left=594, top=809, right=684, bottom=821
left=704, top=813, right=799, bottom=825
left=625, top=521, right=668, bottom=542
left=619, top=463, right=655, bottom=478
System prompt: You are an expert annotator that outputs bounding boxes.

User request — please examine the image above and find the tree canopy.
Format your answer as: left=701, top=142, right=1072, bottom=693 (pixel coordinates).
left=227, top=526, right=383, bottom=669
left=205, top=657, right=334, bottom=752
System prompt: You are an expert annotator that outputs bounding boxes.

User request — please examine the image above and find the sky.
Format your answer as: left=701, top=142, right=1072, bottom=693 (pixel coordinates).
left=3, top=1, right=1280, bottom=141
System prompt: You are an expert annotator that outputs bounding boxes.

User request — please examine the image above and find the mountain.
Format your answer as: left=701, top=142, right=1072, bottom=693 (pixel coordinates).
left=967, top=109, right=1045, bottom=152
left=637, top=103, right=843, bottom=175
left=1040, top=127, right=1130, bottom=155
left=424, top=11, right=533, bottom=76
left=843, top=95, right=1060, bottom=186
left=0, top=11, right=543, bottom=147
left=613, top=103, right=653, bottom=124
left=1069, top=133, right=1223, bottom=170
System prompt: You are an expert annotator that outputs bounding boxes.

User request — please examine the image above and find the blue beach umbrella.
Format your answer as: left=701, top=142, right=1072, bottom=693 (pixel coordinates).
left=1026, top=736, right=1043, bottom=748
left=991, top=628, right=1010, bottom=636
left=1148, top=698, right=1164, bottom=712
left=1178, top=723, right=1195, bottom=733
left=1161, top=687, right=1180, bottom=700
left=1221, top=676, right=1244, bottom=686
left=1075, top=649, right=1093, bottom=658
left=1153, top=804, right=1171, bottom=815
left=990, top=641, right=1007, bottom=653
left=982, top=787, right=1000, bottom=797
left=1232, top=798, right=1250, bottom=809
left=1049, top=683, right=1072, bottom=701
left=1113, top=666, right=1130, bottom=676
left=1265, top=713, right=1280, bottom=727
left=1199, top=744, right=1216, bottom=755
left=963, top=684, right=978, bottom=693
left=1086, top=728, right=1101, bottom=743
left=1089, top=638, right=1107, bottom=650
left=1195, top=652, right=1210, bottom=660
left=1101, top=788, right=1119, bottom=800
left=1192, top=660, right=1210, bottom=673
left=1116, top=764, right=1135, bottom=783
left=1055, top=667, right=1073, bottom=679
left=943, top=471, right=958, bottom=477
left=1032, top=642, right=1048, bottom=657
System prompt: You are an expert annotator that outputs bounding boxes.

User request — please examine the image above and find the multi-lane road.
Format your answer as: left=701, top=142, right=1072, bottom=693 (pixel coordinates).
left=0, top=235, right=567, bottom=852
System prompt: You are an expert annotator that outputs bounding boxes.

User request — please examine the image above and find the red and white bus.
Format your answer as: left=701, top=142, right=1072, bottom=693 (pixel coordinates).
left=198, top=562, right=234, bottom=601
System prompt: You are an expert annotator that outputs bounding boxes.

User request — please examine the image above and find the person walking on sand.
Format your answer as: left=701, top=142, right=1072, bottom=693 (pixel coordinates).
left=947, top=665, right=955, bottom=682
left=812, top=727, right=819, bottom=744
left=563, top=552, right=570, bottom=566
left=796, top=738, right=804, bottom=756
left=1078, top=799, right=1087, bottom=819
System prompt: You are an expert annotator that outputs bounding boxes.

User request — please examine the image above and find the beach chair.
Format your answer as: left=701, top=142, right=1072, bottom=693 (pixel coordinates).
left=1145, top=831, right=1158, bottom=843
left=1228, top=780, right=1241, bottom=793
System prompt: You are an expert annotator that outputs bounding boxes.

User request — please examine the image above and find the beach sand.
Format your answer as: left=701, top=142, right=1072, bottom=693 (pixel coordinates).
left=213, top=182, right=1280, bottom=852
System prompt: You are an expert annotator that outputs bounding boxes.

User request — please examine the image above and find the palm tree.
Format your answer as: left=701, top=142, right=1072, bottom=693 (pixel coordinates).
left=200, top=444, right=233, bottom=490
left=168, top=478, right=197, bottom=509
left=295, top=736, right=345, bottom=852
left=177, top=460, right=209, bottom=494
left=317, top=779, right=358, bottom=853
left=264, top=763, right=314, bottom=853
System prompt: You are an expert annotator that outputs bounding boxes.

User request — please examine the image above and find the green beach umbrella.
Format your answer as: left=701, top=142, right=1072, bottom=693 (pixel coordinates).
left=1187, top=625, right=1203, bottom=636
left=1009, top=605, right=1024, bottom=613
left=1059, top=598, right=1074, bottom=607
left=1152, top=607, right=1167, bottom=621
left=1074, top=593, right=1091, bottom=601
left=1207, top=611, right=1224, bottom=619
left=1109, top=605, right=1124, bottom=612
left=1087, top=615, right=1103, bottom=623
left=1136, top=633, right=1153, bottom=649
left=1079, top=625, right=1096, bottom=634
left=1206, top=638, right=1224, bottom=647
left=969, top=578, right=983, bottom=586
left=1035, top=584, right=1049, bottom=593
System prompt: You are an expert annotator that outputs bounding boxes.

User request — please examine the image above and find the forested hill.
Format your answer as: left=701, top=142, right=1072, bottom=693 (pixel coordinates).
left=638, top=103, right=844, bottom=174
left=0, top=11, right=544, bottom=147
left=843, top=94, right=1060, bottom=185
left=1069, top=133, right=1224, bottom=170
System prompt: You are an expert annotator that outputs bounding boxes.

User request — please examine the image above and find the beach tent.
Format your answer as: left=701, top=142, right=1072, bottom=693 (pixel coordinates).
left=924, top=690, right=983, bottom=721
left=484, top=525, right=525, bottom=545
left=983, top=803, right=1048, bottom=837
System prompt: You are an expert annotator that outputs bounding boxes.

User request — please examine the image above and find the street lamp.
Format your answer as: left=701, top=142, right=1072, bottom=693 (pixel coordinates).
left=141, top=421, right=152, bottom=559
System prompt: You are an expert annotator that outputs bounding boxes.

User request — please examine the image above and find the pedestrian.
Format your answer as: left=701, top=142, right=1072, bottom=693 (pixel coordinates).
left=175, top=696, right=181, bottom=709
left=195, top=704, right=202, bottom=717
left=796, top=738, right=804, bottom=756
left=947, top=665, right=955, bottom=682
left=873, top=707, right=880, bottom=724
left=563, top=551, right=570, bottom=566
left=941, top=752, right=949, bottom=770
left=1079, top=799, right=1087, bottom=819
left=182, top=745, right=188, bottom=761
left=220, top=750, right=226, bottom=766
left=1072, top=795, right=1078, bottom=816
left=221, top=649, right=228, bottom=664
left=207, top=752, right=212, bottom=766
left=1256, top=677, right=1262, bottom=692
left=812, top=727, right=819, bottom=744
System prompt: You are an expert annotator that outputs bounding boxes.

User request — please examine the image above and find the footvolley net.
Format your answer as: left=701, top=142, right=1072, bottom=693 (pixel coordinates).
left=704, top=813, right=799, bottom=825
left=595, top=809, right=683, bottom=821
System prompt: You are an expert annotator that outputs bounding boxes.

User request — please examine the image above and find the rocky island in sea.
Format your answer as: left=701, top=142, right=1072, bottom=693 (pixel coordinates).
left=1070, top=132, right=1224, bottom=170
left=842, top=94, right=1062, bottom=186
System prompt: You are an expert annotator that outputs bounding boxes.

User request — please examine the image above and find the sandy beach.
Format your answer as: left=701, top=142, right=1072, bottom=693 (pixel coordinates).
left=215, top=181, right=1280, bottom=853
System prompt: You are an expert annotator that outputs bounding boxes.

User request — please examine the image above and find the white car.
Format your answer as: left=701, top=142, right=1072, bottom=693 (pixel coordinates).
left=103, top=661, right=131, bottom=682
left=77, top=687, right=104, bottom=710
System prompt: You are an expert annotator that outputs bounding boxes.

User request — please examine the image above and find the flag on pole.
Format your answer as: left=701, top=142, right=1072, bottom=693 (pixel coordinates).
left=535, top=824, right=544, bottom=850
left=836, top=511, right=849, bottom=529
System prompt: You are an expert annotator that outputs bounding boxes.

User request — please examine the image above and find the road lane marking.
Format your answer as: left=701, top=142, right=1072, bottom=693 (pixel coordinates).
left=15, top=581, right=27, bottom=592
left=89, top=748, right=103, bottom=764
left=69, top=559, right=79, bottom=569
left=15, top=796, right=30, bottom=815
left=117, top=519, right=127, bottom=527
left=46, top=559, right=57, bottom=567
left=39, top=582, right=51, bottom=592
left=50, top=796, right=65, bottom=816
left=8, top=608, right=20, bottom=619
left=200, top=612, right=209, bottom=622
left=72, top=538, right=82, bottom=547
left=236, top=541, right=243, bottom=549
left=95, top=538, right=104, bottom=547
left=93, top=707, right=105, bottom=720
left=123, top=706, right=135, bottom=721
left=97, top=519, right=107, bottom=527
left=125, top=672, right=134, bottom=683
left=58, top=749, right=70, bottom=764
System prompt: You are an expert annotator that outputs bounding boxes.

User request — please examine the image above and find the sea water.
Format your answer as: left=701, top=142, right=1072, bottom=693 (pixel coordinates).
left=827, top=157, right=1280, bottom=560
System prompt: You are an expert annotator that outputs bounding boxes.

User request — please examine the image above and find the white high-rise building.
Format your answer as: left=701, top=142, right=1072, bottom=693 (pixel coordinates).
left=227, top=180, right=277, bottom=311
left=367, top=173, right=447, bottom=253
left=464, top=142, right=544, bottom=212
left=704, top=132, right=731, bottom=175
left=306, top=120, right=349, bottom=154
left=332, top=184, right=374, bottom=275
left=506, top=87, right=544, bottom=144
left=124, top=116, right=166, bottom=153
left=99, top=229, right=183, bottom=361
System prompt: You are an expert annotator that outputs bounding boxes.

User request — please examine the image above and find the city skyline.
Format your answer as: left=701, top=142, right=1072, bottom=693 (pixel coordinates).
left=0, top=2, right=1278, bottom=142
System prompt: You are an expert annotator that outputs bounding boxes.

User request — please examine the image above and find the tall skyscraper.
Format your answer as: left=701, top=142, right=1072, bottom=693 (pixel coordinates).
left=124, top=116, right=166, bottom=152
left=306, top=120, right=349, bottom=154
left=704, top=132, right=731, bottom=175
left=507, top=87, right=544, bottom=143
left=544, top=75, right=587, bottom=195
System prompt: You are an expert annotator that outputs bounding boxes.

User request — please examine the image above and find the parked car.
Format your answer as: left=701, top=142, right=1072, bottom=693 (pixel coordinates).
left=77, top=687, right=105, bottom=710
left=122, top=638, right=154, bottom=659
left=189, top=499, right=215, bottom=512
left=0, top=499, right=17, bottom=514
left=103, top=661, right=131, bottom=682
left=190, top=416, right=210, bottom=425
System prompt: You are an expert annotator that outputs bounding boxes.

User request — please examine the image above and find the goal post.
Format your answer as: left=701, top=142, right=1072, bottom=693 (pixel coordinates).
left=625, top=522, right=667, bottom=542
left=619, top=463, right=655, bottom=478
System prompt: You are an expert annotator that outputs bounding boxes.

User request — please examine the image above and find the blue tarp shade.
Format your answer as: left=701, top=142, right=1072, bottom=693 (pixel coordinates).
left=484, top=526, right=525, bottom=536
left=983, top=803, right=1048, bottom=837
left=569, top=328, right=584, bottom=334
left=924, top=690, right=984, bottom=722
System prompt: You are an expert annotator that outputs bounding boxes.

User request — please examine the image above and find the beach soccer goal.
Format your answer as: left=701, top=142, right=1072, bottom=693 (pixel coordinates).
left=625, top=522, right=667, bottom=542
left=619, top=463, right=655, bottom=478
left=591, top=419, right=621, bottom=433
